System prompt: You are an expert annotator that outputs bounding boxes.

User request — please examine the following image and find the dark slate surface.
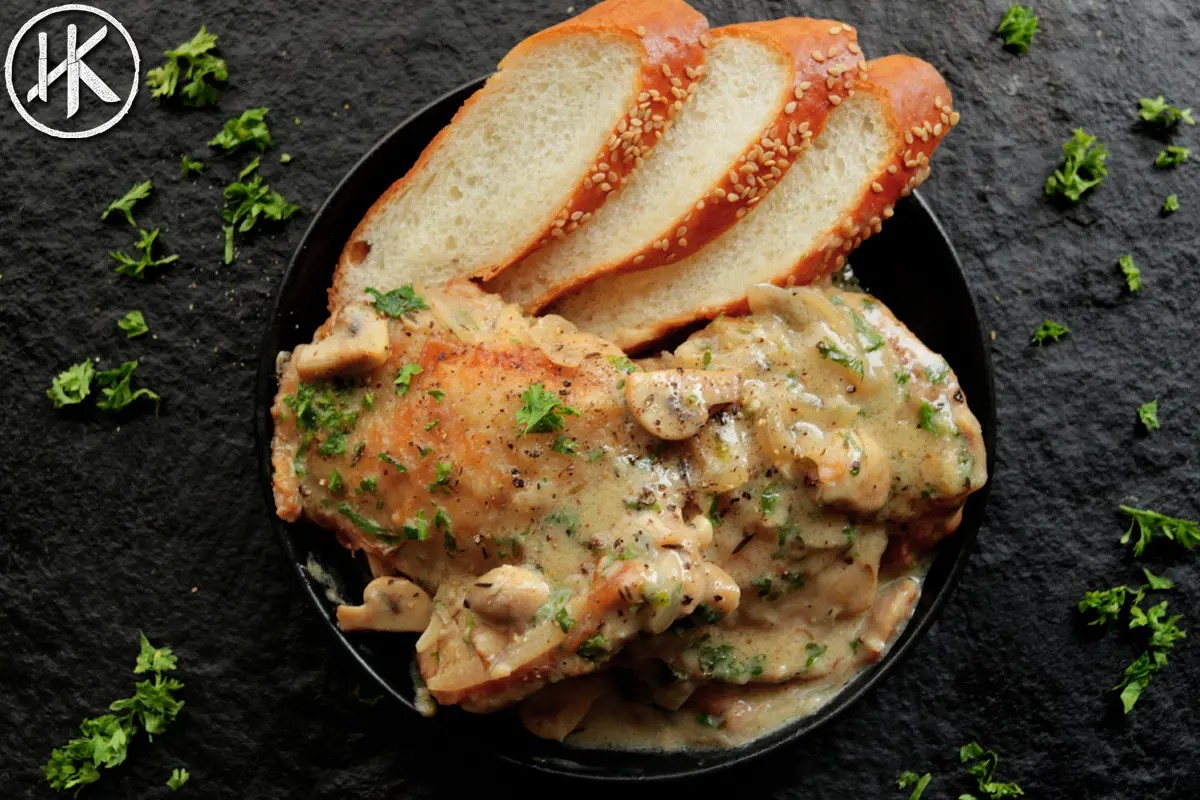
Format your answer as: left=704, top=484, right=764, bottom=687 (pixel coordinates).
left=1, top=0, right=1197, bottom=797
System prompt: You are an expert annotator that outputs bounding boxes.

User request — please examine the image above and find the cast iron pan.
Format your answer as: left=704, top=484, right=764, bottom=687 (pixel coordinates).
left=254, top=77, right=997, bottom=781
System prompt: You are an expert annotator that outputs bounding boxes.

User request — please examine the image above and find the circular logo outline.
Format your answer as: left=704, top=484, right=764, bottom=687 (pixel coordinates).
left=4, top=4, right=140, bottom=139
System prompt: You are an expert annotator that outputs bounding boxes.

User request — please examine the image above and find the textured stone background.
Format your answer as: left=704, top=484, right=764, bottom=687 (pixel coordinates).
left=1, top=0, right=1198, bottom=797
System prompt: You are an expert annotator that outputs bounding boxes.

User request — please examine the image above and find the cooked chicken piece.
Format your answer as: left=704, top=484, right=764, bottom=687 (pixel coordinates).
left=271, top=280, right=987, bottom=717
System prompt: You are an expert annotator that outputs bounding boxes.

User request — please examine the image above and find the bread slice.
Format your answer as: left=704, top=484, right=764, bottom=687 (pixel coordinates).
left=483, top=19, right=865, bottom=312
left=550, top=55, right=958, bottom=350
left=328, top=0, right=708, bottom=312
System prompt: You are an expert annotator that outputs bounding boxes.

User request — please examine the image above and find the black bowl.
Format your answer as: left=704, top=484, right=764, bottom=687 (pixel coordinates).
left=254, top=77, right=996, bottom=781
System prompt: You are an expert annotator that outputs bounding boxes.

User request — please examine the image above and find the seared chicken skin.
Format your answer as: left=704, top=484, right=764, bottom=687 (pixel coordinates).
left=271, top=280, right=986, bottom=720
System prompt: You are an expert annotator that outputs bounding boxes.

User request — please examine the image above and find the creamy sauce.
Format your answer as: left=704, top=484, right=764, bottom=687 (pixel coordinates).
left=271, top=279, right=986, bottom=748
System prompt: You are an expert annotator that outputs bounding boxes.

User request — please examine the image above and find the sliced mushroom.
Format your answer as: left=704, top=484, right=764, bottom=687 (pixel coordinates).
left=696, top=562, right=741, bottom=617
left=294, top=304, right=390, bottom=381
left=337, top=576, right=433, bottom=633
left=625, top=369, right=741, bottom=440
left=814, top=429, right=892, bottom=514
left=467, top=565, right=552, bottom=627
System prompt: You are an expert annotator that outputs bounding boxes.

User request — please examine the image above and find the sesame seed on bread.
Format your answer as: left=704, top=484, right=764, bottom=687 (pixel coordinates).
left=548, top=54, right=959, bottom=351
left=327, top=0, right=708, bottom=313
left=485, top=18, right=867, bottom=313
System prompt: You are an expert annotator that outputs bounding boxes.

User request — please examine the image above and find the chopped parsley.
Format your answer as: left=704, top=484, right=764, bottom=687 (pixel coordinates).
left=366, top=285, right=429, bottom=317
left=1163, top=194, right=1179, bottom=214
left=42, top=635, right=184, bottom=794
left=428, top=461, right=454, bottom=493
left=759, top=484, right=780, bottom=516
left=850, top=307, right=885, bottom=351
left=180, top=156, right=205, bottom=178
left=696, top=644, right=765, bottom=681
left=1118, top=255, right=1142, bottom=292
left=378, top=452, right=407, bottom=472
left=804, top=642, right=826, bottom=668
left=606, top=354, right=637, bottom=374
left=1137, top=400, right=1159, bottom=432
left=327, top=470, right=345, bottom=494
left=1044, top=129, right=1108, bottom=203
left=1138, top=95, right=1195, bottom=128
left=221, top=170, right=299, bottom=264
left=426, top=389, right=445, bottom=402
left=515, top=382, right=579, bottom=436
left=356, top=477, right=377, bottom=494
left=996, top=4, right=1038, bottom=51
left=816, top=338, right=863, bottom=376
left=316, top=430, right=346, bottom=457
left=336, top=503, right=391, bottom=539
left=702, top=349, right=713, bottom=369
left=118, top=310, right=149, bottom=338
left=110, top=228, right=179, bottom=280
left=1119, top=505, right=1199, bottom=555
left=896, top=771, right=932, bottom=800
left=101, top=180, right=153, bottom=226
left=47, top=360, right=95, bottom=408
left=167, top=767, right=191, bottom=791
left=576, top=633, right=609, bottom=659
left=551, top=435, right=579, bottom=455
left=750, top=576, right=773, bottom=598
left=96, top=361, right=161, bottom=414
left=209, top=107, right=272, bottom=153
left=438, top=507, right=458, bottom=554
left=402, top=511, right=429, bottom=541
left=959, top=742, right=1024, bottom=799
left=393, top=363, right=422, bottom=395
left=1030, top=319, right=1069, bottom=345
left=696, top=712, right=724, bottom=729
left=707, top=494, right=722, bottom=529
left=146, top=26, right=227, bottom=106
left=424, top=419, right=440, bottom=431
left=1155, top=145, right=1190, bottom=168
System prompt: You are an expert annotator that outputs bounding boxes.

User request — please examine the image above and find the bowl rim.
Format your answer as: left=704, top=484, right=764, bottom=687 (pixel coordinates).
left=253, top=75, right=997, bottom=782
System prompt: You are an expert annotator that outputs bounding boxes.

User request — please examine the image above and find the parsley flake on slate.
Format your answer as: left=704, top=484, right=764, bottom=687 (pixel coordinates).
left=1163, top=193, right=1179, bottom=214
left=1044, top=129, right=1108, bottom=203
left=221, top=171, right=298, bottom=264
left=1137, top=399, right=1159, bottom=432
left=1118, top=599, right=1186, bottom=713
left=516, top=382, right=579, bottom=436
left=896, top=771, right=933, bottom=800
left=1138, top=95, right=1195, bottom=127
left=118, top=310, right=149, bottom=338
left=180, top=156, right=205, bottom=178
left=42, top=634, right=184, bottom=794
left=394, top=363, right=422, bottom=395
left=1118, top=254, right=1142, bottom=291
left=1154, top=145, right=1190, bottom=168
left=1030, top=319, right=1068, bottom=345
left=1119, top=505, right=1200, bottom=555
left=110, top=228, right=179, bottom=280
left=959, top=742, right=1024, bottom=799
left=167, top=767, right=191, bottom=791
left=47, top=360, right=95, bottom=408
left=209, top=107, right=272, bottom=153
left=96, top=360, right=162, bottom=414
left=101, top=180, right=153, bottom=227
left=146, top=26, right=227, bottom=107
left=365, top=285, right=428, bottom=317
left=996, top=4, right=1039, bottom=52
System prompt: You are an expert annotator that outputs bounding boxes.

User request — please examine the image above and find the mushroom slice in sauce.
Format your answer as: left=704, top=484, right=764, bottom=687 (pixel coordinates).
left=293, top=304, right=390, bottom=381
left=337, top=576, right=433, bottom=633
left=624, top=369, right=742, bottom=440
left=857, top=578, right=919, bottom=662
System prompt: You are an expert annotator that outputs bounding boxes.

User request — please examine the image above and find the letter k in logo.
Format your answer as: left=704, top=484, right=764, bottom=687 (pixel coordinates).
left=26, top=23, right=119, bottom=117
